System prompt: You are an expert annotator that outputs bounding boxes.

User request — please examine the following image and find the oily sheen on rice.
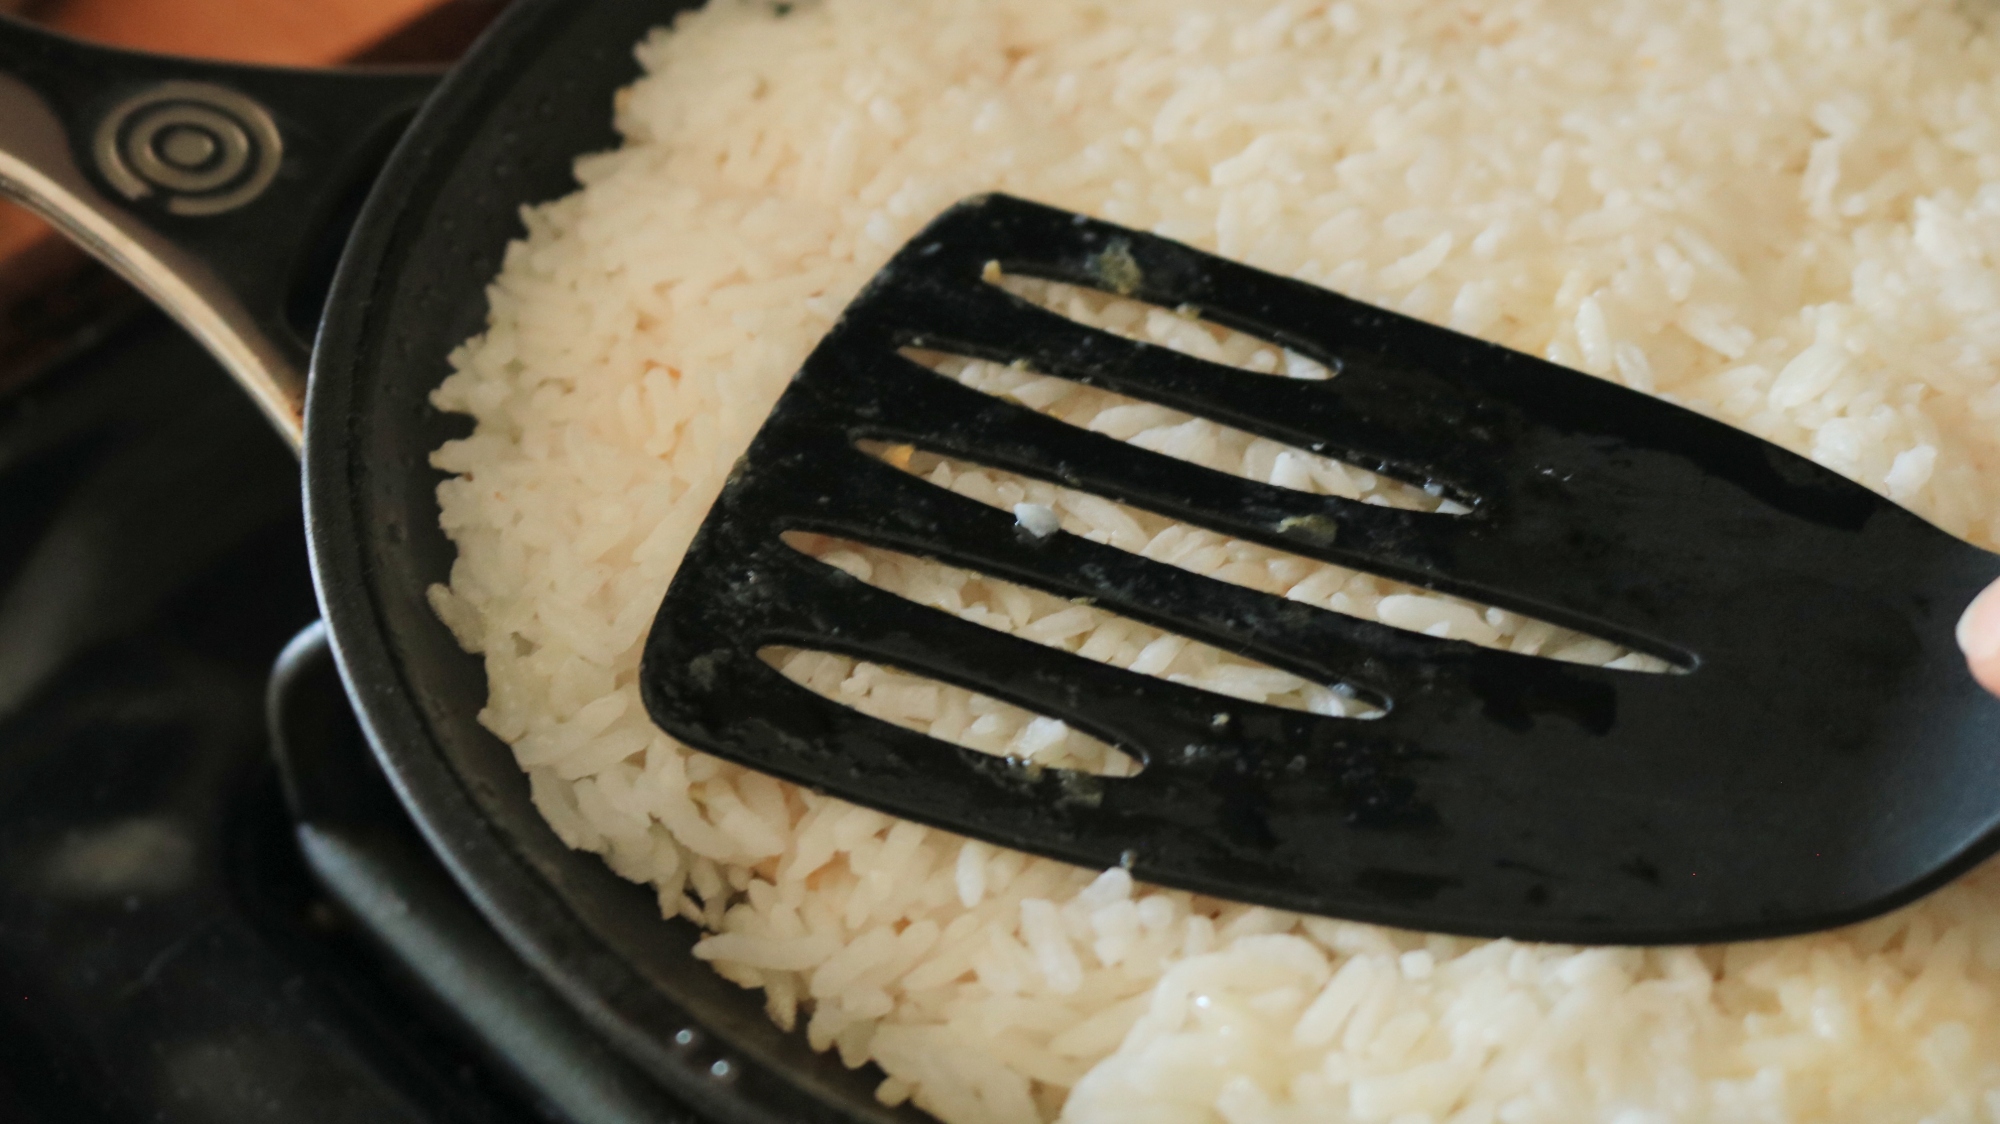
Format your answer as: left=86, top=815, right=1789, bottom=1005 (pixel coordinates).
left=427, top=1, right=2000, bottom=1120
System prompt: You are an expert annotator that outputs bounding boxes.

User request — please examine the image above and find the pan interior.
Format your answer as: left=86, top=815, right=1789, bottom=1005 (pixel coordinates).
left=304, top=1, right=904, bottom=1120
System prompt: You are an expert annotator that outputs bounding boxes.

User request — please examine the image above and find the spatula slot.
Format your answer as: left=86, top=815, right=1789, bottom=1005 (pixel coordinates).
left=855, top=443, right=1678, bottom=674
left=760, top=647, right=1144, bottom=778
left=892, top=349, right=1465, bottom=514
left=780, top=531, right=1388, bottom=718
left=928, top=268, right=1479, bottom=511
left=982, top=268, right=1336, bottom=382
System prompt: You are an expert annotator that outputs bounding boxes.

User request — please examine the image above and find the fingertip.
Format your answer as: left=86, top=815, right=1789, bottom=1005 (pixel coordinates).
left=1958, top=578, right=2000, bottom=696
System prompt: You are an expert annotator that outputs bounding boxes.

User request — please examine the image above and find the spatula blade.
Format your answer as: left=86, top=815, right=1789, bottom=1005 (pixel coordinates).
left=640, top=194, right=2000, bottom=943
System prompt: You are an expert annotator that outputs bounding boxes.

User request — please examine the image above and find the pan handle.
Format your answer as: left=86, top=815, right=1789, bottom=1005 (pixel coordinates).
left=267, top=623, right=693, bottom=1124
left=0, top=16, right=442, bottom=449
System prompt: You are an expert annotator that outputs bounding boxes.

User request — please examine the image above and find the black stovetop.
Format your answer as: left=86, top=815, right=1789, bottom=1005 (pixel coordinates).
left=0, top=312, right=686, bottom=1123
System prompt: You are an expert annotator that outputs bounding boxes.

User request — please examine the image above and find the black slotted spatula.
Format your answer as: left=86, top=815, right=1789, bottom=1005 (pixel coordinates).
left=639, top=194, right=2000, bottom=944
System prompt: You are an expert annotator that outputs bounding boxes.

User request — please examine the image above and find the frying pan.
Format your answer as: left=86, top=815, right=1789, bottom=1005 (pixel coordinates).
left=0, top=2, right=907, bottom=1120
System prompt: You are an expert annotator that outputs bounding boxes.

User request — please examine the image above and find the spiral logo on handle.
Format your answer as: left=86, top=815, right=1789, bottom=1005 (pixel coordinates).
left=94, top=82, right=283, bottom=217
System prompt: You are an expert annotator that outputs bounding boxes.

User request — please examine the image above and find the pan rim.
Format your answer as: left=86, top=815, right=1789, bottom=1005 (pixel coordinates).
left=301, top=1, right=913, bottom=1120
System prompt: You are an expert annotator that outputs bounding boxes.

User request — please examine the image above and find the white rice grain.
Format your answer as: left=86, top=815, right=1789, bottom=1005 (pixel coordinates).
left=430, top=2, right=2000, bottom=1121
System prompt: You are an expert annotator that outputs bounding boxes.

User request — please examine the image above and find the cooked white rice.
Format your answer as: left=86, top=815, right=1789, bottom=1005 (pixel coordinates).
left=426, top=1, right=2000, bottom=1120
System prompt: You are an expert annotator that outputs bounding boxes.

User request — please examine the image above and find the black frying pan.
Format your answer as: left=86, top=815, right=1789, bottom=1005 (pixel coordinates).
left=0, top=3, right=904, bottom=1120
